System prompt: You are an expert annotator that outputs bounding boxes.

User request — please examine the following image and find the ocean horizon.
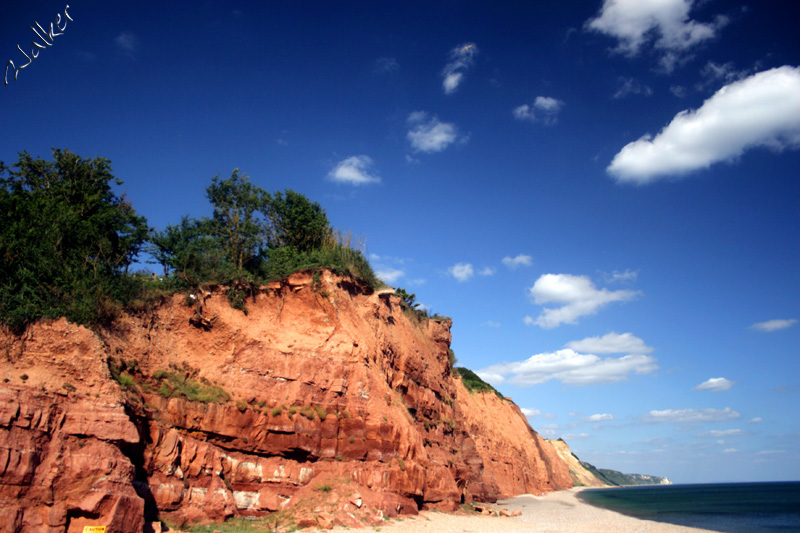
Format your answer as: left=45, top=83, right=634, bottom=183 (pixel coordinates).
left=578, top=481, right=800, bottom=532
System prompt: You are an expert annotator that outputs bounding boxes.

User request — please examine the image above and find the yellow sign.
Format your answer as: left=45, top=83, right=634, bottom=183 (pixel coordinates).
left=82, top=527, right=106, bottom=533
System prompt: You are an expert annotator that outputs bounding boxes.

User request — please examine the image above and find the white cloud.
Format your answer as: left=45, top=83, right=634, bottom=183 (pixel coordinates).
left=608, top=66, right=800, bottom=184
left=520, top=407, right=541, bottom=418
left=502, top=254, right=533, bottom=269
left=528, top=273, right=639, bottom=328
left=642, top=407, right=741, bottom=424
left=723, top=448, right=737, bottom=453
left=448, top=263, right=474, bottom=282
left=114, top=31, right=139, bottom=56
left=606, top=269, right=639, bottom=283
left=523, top=316, right=535, bottom=326
left=566, top=332, right=653, bottom=355
left=670, top=85, right=687, bottom=98
left=442, top=42, right=478, bottom=94
left=478, top=348, right=658, bottom=387
left=585, top=413, right=615, bottom=422
left=406, top=112, right=462, bottom=153
left=748, top=418, right=762, bottom=424
left=699, top=429, right=745, bottom=438
left=751, top=318, right=797, bottom=332
left=478, top=267, right=496, bottom=276
left=375, top=268, right=404, bottom=284
left=374, top=56, right=399, bottom=74
left=327, top=155, right=381, bottom=185
left=693, top=377, right=735, bottom=392
left=562, top=433, right=591, bottom=440
left=613, top=77, right=653, bottom=99
left=513, top=96, right=564, bottom=125
left=585, top=0, right=726, bottom=71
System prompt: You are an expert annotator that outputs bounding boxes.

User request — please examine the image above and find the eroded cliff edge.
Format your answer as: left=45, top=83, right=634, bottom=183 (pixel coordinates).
left=0, top=270, right=572, bottom=532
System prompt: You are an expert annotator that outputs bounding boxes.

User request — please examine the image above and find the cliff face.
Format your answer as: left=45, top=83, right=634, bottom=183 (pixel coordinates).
left=547, top=439, right=608, bottom=488
left=0, top=271, right=572, bottom=531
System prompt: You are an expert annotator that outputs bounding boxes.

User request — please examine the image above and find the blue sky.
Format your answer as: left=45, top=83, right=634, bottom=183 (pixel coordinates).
left=2, top=1, right=798, bottom=483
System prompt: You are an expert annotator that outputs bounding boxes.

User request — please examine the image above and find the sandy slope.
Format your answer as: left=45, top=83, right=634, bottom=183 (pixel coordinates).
left=315, top=489, right=718, bottom=533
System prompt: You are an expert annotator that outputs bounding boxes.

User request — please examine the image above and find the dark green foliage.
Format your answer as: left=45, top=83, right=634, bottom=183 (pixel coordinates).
left=148, top=217, right=232, bottom=286
left=206, top=170, right=270, bottom=275
left=395, top=287, right=418, bottom=309
left=447, top=348, right=457, bottom=369
left=266, top=189, right=330, bottom=252
left=453, top=367, right=505, bottom=400
left=0, top=149, right=149, bottom=332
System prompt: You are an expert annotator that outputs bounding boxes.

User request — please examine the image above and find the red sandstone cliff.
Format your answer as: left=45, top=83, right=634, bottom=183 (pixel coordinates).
left=0, top=270, right=572, bottom=532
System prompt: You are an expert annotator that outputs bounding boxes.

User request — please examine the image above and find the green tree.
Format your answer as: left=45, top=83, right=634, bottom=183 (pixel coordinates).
left=394, top=287, right=418, bottom=309
left=148, top=217, right=230, bottom=285
left=267, top=189, right=331, bottom=252
left=206, top=169, right=269, bottom=277
left=0, top=149, right=149, bottom=331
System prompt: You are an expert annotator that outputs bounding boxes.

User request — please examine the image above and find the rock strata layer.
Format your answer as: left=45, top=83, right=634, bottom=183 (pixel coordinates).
left=0, top=271, right=572, bottom=531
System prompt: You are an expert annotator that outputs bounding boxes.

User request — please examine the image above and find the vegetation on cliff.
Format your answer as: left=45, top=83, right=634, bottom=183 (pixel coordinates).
left=0, top=149, right=377, bottom=331
left=453, top=367, right=505, bottom=400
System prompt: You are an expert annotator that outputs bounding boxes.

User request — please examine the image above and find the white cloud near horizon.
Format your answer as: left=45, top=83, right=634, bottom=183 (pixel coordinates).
left=642, top=407, right=740, bottom=424
left=442, top=42, right=478, bottom=94
left=327, top=155, right=381, bottom=185
left=693, top=377, right=735, bottom=392
left=585, top=413, right=615, bottom=422
left=566, top=332, right=653, bottom=355
left=513, top=96, right=564, bottom=125
left=477, top=348, right=658, bottom=387
left=528, top=274, right=639, bottom=328
left=407, top=112, right=463, bottom=153
left=502, top=254, right=533, bottom=269
left=585, top=0, right=726, bottom=71
left=751, top=318, right=797, bottom=332
left=608, top=66, right=800, bottom=184
left=448, top=262, right=474, bottom=282
left=700, top=429, right=745, bottom=438
left=520, top=407, right=542, bottom=418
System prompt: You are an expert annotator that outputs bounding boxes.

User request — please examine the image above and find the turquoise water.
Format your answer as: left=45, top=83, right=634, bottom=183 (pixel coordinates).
left=578, top=481, right=800, bottom=532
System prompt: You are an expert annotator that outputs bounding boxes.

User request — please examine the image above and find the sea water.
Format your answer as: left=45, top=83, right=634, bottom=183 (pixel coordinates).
left=578, top=481, right=800, bottom=532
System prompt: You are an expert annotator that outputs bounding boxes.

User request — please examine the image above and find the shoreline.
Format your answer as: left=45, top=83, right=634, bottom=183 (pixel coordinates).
left=316, top=488, right=718, bottom=533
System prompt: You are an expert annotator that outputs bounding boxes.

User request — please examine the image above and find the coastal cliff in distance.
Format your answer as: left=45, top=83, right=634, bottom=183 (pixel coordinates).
left=549, top=439, right=671, bottom=487
left=0, top=270, right=572, bottom=532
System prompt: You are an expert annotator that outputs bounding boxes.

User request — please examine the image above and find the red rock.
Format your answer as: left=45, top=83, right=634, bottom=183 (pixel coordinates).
left=0, top=270, right=573, bottom=531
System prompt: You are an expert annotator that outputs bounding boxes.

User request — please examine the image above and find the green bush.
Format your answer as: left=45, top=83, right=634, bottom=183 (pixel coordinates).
left=453, top=367, right=504, bottom=400
left=152, top=370, right=230, bottom=404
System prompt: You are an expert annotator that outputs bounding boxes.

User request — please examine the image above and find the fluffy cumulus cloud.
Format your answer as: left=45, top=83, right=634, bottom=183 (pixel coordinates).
left=608, top=66, right=800, bottom=184
left=585, top=0, right=726, bottom=71
left=513, top=96, right=564, bottom=125
left=520, top=407, right=542, bottom=418
left=477, top=348, right=658, bottom=387
left=406, top=112, right=463, bottom=153
left=751, top=318, right=797, bottom=332
left=442, top=42, right=478, bottom=94
left=566, top=332, right=653, bottom=355
left=448, top=262, right=474, bottom=282
left=375, top=268, right=404, bottom=284
left=502, top=254, right=533, bottom=269
left=693, top=377, right=735, bottom=392
left=642, top=407, right=740, bottom=424
left=528, top=274, right=639, bottom=328
left=327, top=155, right=381, bottom=185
